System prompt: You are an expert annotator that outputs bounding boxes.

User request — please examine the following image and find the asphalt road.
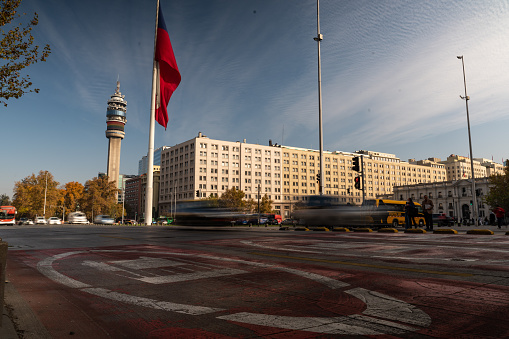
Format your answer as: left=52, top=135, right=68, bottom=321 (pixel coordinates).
left=1, top=224, right=509, bottom=338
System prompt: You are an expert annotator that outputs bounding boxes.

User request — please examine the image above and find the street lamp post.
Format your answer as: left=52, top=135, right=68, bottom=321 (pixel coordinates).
left=314, top=0, right=324, bottom=195
left=457, top=55, right=478, bottom=226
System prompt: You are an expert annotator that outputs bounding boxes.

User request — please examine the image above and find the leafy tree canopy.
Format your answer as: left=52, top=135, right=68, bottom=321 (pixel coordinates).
left=0, top=0, right=51, bottom=106
left=0, top=193, right=10, bottom=205
left=80, top=176, right=119, bottom=220
left=13, top=170, right=61, bottom=217
left=485, top=165, right=509, bottom=214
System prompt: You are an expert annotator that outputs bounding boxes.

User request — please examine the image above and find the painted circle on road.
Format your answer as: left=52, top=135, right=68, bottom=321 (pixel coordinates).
left=37, top=249, right=431, bottom=335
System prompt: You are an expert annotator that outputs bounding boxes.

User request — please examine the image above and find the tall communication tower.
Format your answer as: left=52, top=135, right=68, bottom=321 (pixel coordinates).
left=105, top=81, right=127, bottom=191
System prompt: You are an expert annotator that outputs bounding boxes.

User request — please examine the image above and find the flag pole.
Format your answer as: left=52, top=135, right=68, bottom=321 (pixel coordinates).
left=145, top=0, right=160, bottom=226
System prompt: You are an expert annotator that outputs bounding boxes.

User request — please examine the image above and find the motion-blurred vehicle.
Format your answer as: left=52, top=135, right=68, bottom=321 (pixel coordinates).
left=94, top=215, right=115, bottom=225
left=174, top=200, right=243, bottom=226
left=293, top=195, right=366, bottom=227
left=35, top=216, right=47, bottom=225
left=68, top=212, right=89, bottom=224
left=47, top=217, right=62, bottom=225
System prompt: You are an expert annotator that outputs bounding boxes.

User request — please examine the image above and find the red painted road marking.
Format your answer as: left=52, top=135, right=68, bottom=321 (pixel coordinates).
left=35, top=248, right=430, bottom=335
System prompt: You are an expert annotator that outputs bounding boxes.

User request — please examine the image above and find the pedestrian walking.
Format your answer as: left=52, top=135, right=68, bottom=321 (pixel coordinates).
left=493, top=206, right=506, bottom=229
left=405, top=198, right=416, bottom=229
left=421, top=195, right=434, bottom=231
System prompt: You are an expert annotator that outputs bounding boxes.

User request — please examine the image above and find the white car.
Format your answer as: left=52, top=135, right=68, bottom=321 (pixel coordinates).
left=47, top=217, right=62, bottom=225
left=94, top=215, right=115, bottom=225
left=68, top=212, right=88, bottom=224
left=35, top=216, right=47, bottom=225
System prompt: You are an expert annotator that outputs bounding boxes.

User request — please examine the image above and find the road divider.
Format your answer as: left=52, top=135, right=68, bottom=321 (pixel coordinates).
left=353, top=228, right=373, bottom=232
left=378, top=228, right=398, bottom=233
left=332, top=227, right=350, bottom=232
left=404, top=228, right=426, bottom=233
left=466, top=229, right=494, bottom=235
left=311, top=227, right=330, bottom=232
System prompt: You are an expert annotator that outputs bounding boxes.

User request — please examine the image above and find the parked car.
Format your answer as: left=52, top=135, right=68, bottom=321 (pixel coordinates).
left=432, top=213, right=454, bottom=226
left=282, top=219, right=296, bottom=225
left=25, top=219, right=34, bottom=225
left=47, top=217, right=62, bottom=225
left=35, top=216, right=47, bottom=225
left=18, top=217, right=29, bottom=225
left=68, top=212, right=89, bottom=224
left=94, top=215, right=115, bottom=225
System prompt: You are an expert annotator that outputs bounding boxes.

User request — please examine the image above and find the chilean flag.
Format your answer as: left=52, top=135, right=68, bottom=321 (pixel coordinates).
left=155, top=4, right=181, bottom=129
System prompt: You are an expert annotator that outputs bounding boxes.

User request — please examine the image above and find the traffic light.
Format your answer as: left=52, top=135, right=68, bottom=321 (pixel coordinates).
left=354, top=176, right=361, bottom=190
left=352, top=157, right=360, bottom=172
left=196, top=190, right=200, bottom=197
left=470, top=200, right=473, bottom=206
left=316, top=173, right=321, bottom=182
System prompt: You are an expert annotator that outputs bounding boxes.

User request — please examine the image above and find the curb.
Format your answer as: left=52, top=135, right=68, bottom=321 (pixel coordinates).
left=466, top=229, right=494, bottom=235
left=404, top=228, right=427, bottom=233
left=311, top=227, right=330, bottom=232
left=332, top=227, right=350, bottom=232
left=378, top=228, right=398, bottom=233
left=294, top=227, right=310, bottom=231
left=353, top=228, right=373, bottom=232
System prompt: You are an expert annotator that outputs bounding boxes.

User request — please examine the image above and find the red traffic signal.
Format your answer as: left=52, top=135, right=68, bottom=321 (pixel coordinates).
left=354, top=176, right=361, bottom=190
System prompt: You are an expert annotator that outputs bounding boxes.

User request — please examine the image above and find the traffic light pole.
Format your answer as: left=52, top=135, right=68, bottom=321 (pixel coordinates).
left=361, top=156, right=366, bottom=202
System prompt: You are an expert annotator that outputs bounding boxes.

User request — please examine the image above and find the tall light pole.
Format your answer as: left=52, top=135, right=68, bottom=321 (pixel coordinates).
left=43, top=171, right=48, bottom=218
left=314, top=0, right=324, bottom=195
left=457, top=55, right=478, bottom=226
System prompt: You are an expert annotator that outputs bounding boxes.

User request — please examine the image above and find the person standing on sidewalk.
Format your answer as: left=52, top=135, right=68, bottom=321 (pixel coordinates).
left=493, top=206, right=506, bottom=229
left=405, top=198, right=416, bottom=229
left=422, top=195, right=434, bottom=231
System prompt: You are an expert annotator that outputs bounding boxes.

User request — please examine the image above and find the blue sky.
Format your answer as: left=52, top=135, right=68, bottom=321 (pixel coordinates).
left=2, top=0, right=508, bottom=197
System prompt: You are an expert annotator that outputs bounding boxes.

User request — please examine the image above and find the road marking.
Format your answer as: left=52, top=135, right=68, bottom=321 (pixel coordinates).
left=37, top=249, right=432, bottom=335
left=251, top=252, right=474, bottom=277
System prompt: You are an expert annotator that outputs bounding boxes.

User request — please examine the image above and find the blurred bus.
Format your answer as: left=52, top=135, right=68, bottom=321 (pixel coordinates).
left=0, top=206, right=17, bottom=225
left=293, top=195, right=366, bottom=227
left=174, top=200, right=244, bottom=226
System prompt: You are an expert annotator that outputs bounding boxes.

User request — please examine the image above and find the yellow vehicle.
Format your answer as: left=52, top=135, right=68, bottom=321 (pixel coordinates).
left=362, top=199, right=425, bottom=228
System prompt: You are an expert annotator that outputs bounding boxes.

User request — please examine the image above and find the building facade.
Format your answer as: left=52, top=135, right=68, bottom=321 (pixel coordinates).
left=157, top=133, right=456, bottom=218
left=138, top=146, right=169, bottom=175
left=392, top=178, right=492, bottom=223
left=439, top=154, right=505, bottom=180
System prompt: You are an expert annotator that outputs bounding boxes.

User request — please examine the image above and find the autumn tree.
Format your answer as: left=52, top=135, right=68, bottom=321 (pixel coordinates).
left=485, top=164, right=509, bottom=213
left=12, top=170, right=61, bottom=217
left=80, top=176, right=118, bottom=220
left=62, top=181, right=84, bottom=213
left=244, top=198, right=256, bottom=213
left=0, top=193, right=11, bottom=205
left=218, top=187, right=245, bottom=211
left=259, top=194, right=274, bottom=214
left=0, top=0, right=51, bottom=106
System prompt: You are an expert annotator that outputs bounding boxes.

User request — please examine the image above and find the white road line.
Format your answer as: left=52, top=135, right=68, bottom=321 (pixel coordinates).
left=82, top=287, right=224, bottom=315
left=136, top=268, right=247, bottom=284
left=346, top=288, right=431, bottom=327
